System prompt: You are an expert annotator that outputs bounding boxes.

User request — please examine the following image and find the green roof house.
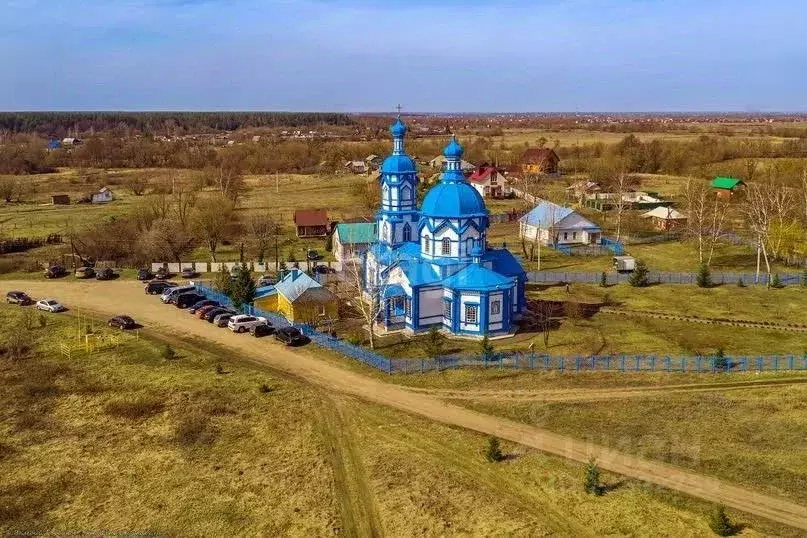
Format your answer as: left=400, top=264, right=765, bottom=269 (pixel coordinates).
left=710, top=177, right=745, bottom=199
left=333, top=222, right=377, bottom=262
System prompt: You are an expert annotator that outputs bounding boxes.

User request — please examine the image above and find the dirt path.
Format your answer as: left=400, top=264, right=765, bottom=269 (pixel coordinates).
left=9, top=280, right=807, bottom=531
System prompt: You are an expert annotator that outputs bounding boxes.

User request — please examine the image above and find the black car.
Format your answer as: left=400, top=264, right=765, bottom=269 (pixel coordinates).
left=180, top=267, right=197, bottom=279
left=6, top=291, right=32, bottom=305
left=174, top=292, right=206, bottom=309
left=313, top=265, right=335, bottom=275
left=155, top=267, right=171, bottom=279
left=108, top=315, right=136, bottom=330
left=188, top=299, right=218, bottom=313
left=274, top=326, right=306, bottom=346
left=307, top=249, right=320, bottom=260
left=44, top=265, right=67, bottom=279
left=204, top=307, right=234, bottom=322
left=251, top=323, right=275, bottom=337
left=75, top=266, right=95, bottom=279
left=137, top=268, right=154, bottom=281
left=144, top=280, right=176, bottom=295
left=96, top=268, right=116, bottom=280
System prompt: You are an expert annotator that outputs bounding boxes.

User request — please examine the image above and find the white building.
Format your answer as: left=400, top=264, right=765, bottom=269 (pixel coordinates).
left=91, top=187, right=115, bottom=204
left=519, top=200, right=601, bottom=245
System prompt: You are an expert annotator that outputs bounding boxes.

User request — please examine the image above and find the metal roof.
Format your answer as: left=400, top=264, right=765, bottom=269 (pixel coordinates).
left=710, top=177, right=744, bottom=190
left=335, top=222, right=376, bottom=245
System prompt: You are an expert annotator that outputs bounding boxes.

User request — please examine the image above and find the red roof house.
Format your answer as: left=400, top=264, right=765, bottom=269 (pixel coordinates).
left=293, top=209, right=329, bottom=238
left=468, top=164, right=508, bottom=198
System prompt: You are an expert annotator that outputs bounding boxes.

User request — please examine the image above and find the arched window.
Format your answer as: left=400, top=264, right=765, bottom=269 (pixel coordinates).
left=466, top=237, right=474, bottom=255
left=401, top=185, right=412, bottom=201
left=423, top=235, right=430, bottom=253
left=383, top=222, right=390, bottom=242
left=402, top=223, right=411, bottom=242
left=441, top=237, right=451, bottom=255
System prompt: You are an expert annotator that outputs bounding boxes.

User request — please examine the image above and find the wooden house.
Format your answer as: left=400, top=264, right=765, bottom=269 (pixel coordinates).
left=521, top=148, right=560, bottom=176
left=642, top=206, right=687, bottom=231
left=294, top=209, right=329, bottom=238
left=710, top=177, right=745, bottom=200
left=51, top=194, right=70, bottom=205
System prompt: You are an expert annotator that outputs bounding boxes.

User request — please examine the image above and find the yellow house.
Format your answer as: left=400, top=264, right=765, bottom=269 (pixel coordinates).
left=256, top=269, right=338, bottom=323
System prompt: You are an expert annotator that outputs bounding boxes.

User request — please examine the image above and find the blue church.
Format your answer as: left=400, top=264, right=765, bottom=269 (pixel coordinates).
left=364, top=116, right=527, bottom=338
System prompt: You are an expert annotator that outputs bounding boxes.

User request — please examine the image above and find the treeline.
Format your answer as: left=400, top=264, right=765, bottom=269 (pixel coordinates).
left=0, top=112, right=355, bottom=137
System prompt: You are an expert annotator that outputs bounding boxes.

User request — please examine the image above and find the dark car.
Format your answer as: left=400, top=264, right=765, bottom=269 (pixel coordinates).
left=44, top=265, right=67, bottom=279
left=174, top=292, right=206, bottom=309
left=188, top=299, right=218, bottom=314
left=6, top=291, right=32, bottom=305
left=95, top=268, right=116, bottom=280
left=313, top=265, right=335, bottom=275
left=257, top=276, right=276, bottom=287
left=155, top=267, right=171, bottom=279
left=144, top=280, right=176, bottom=295
left=213, top=312, right=236, bottom=327
left=251, top=323, right=275, bottom=337
left=137, top=268, right=154, bottom=281
left=75, top=266, right=95, bottom=279
left=204, top=307, right=233, bottom=323
left=180, top=267, right=197, bottom=279
left=307, top=249, right=320, bottom=261
left=108, top=315, right=136, bottom=330
left=274, top=326, right=306, bottom=346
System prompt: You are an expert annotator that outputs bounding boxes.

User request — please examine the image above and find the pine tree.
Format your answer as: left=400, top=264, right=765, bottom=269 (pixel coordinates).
left=229, top=263, right=256, bottom=308
left=485, top=436, right=503, bottom=462
left=736, top=276, right=745, bottom=288
left=420, top=326, right=446, bottom=359
left=707, top=505, right=735, bottom=536
left=801, top=267, right=807, bottom=288
left=771, top=273, right=781, bottom=289
left=628, top=259, right=649, bottom=288
left=480, top=334, right=494, bottom=360
left=584, top=457, right=602, bottom=495
left=213, top=264, right=232, bottom=295
left=696, top=263, right=712, bottom=288
left=600, top=271, right=608, bottom=288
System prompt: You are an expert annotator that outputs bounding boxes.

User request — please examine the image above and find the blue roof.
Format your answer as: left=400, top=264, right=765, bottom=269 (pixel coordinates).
left=484, top=248, right=526, bottom=277
left=381, top=154, right=417, bottom=174
left=390, top=117, right=407, bottom=138
left=520, top=201, right=574, bottom=227
left=274, top=269, right=321, bottom=303
left=382, top=284, right=406, bottom=298
left=443, top=136, right=463, bottom=159
left=254, top=284, right=277, bottom=300
left=442, top=264, right=515, bottom=291
left=369, top=241, right=421, bottom=266
left=400, top=260, right=441, bottom=286
left=421, top=181, right=487, bottom=218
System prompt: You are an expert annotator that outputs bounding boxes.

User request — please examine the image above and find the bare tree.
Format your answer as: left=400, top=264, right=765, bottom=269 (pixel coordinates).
left=172, top=179, right=199, bottom=228
left=245, top=213, right=280, bottom=262
left=613, top=172, right=629, bottom=242
left=138, top=218, right=196, bottom=263
left=125, top=173, right=148, bottom=196
left=744, top=179, right=793, bottom=282
left=0, top=177, right=18, bottom=203
left=801, top=168, right=807, bottom=223
left=682, top=178, right=729, bottom=266
left=190, top=194, right=237, bottom=262
left=343, top=246, right=393, bottom=350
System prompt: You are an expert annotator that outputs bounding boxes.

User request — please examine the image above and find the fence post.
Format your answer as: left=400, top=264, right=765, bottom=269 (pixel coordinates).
left=774, top=355, right=780, bottom=371
left=575, top=356, right=581, bottom=372
left=681, top=357, right=686, bottom=373
left=756, top=356, right=763, bottom=372
left=606, top=355, right=612, bottom=370
left=634, top=355, right=641, bottom=372
left=787, top=355, right=794, bottom=371
left=711, top=358, right=716, bottom=373
left=559, top=357, right=565, bottom=372
left=620, top=355, right=626, bottom=372
left=649, top=356, right=656, bottom=371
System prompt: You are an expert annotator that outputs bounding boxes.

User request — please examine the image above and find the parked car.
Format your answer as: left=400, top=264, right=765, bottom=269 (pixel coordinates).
left=313, top=265, right=335, bottom=275
left=44, top=265, right=67, bottom=279
left=174, top=292, right=206, bottom=309
left=6, top=291, right=32, bottom=305
left=307, top=249, right=320, bottom=260
left=251, top=323, right=275, bottom=337
left=181, top=267, right=197, bottom=279
left=187, top=299, right=218, bottom=314
left=204, top=307, right=233, bottom=323
left=75, top=266, right=95, bottom=279
left=137, top=268, right=154, bottom=281
left=228, top=314, right=268, bottom=333
left=274, top=326, right=306, bottom=346
left=155, top=267, right=171, bottom=279
left=145, top=280, right=176, bottom=295
left=257, top=276, right=277, bottom=287
left=35, top=298, right=66, bottom=312
left=160, top=285, right=196, bottom=303
left=213, top=312, right=235, bottom=327
left=108, top=315, right=136, bottom=330
left=195, top=304, right=220, bottom=319
left=613, top=256, right=636, bottom=273
left=95, top=268, right=116, bottom=280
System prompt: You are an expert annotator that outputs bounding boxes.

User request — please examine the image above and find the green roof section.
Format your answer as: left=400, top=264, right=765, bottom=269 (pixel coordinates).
left=335, top=222, right=376, bottom=244
left=710, top=177, right=744, bottom=190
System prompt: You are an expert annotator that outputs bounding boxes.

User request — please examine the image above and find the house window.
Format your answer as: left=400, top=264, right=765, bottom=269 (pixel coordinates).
left=441, top=237, right=451, bottom=255
left=563, top=232, right=568, bottom=240
left=394, top=297, right=404, bottom=315
left=423, top=235, right=430, bottom=253
left=465, top=304, right=478, bottom=324
left=319, top=305, right=326, bottom=316
left=491, top=300, right=501, bottom=315
left=402, top=223, right=411, bottom=242
left=405, top=298, right=411, bottom=318
left=443, top=299, right=452, bottom=320
left=572, top=232, right=577, bottom=240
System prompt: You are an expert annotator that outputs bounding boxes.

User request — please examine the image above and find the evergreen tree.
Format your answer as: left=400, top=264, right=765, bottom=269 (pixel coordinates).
left=229, top=263, right=256, bottom=308
left=628, top=259, right=649, bottom=288
left=801, top=268, right=807, bottom=288
left=736, top=276, right=745, bottom=288
left=420, top=326, right=446, bottom=359
left=213, top=264, right=232, bottom=295
left=771, top=273, right=782, bottom=289
left=584, top=457, right=602, bottom=495
left=696, top=263, right=712, bottom=288
left=600, top=271, right=608, bottom=288
left=485, top=436, right=503, bottom=462
left=480, top=334, right=494, bottom=360
left=162, top=344, right=176, bottom=360
left=324, top=233, right=333, bottom=252
left=707, top=506, right=735, bottom=536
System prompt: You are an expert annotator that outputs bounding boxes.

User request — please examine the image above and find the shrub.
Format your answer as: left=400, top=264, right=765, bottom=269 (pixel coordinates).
left=736, top=276, right=745, bottom=288
left=479, top=335, right=494, bottom=360
left=258, top=383, right=273, bottom=393
left=420, top=326, right=446, bottom=359
left=485, top=436, right=503, bottom=462
left=707, top=505, right=736, bottom=536
left=696, top=263, right=712, bottom=288
left=584, top=457, right=603, bottom=495
left=771, top=273, right=781, bottom=288
left=161, top=344, right=177, bottom=360
left=38, top=314, right=47, bottom=328
left=215, top=364, right=225, bottom=375
left=346, top=333, right=363, bottom=346
left=628, top=259, right=649, bottom=288
left=600, top=271, right=607, bottom=287
left=105, top=397, right=165, bottom=420
left=801, top=268, right=807, bottom=288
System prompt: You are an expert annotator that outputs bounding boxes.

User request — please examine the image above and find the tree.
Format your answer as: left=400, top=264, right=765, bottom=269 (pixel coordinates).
left=229, top=263, right=256, bottom=308
left=479, top=335, right=494, bottom=360
left=213, top=264, right=232, bottom=295
left=485, top=437, right=503, bottom=463
left=629, top=259, right=649, bottom=287
left=771, top=273, right=781, bottom=289
left=696, top=263, right=712, bottom=288
left=707, top=506, right=736, bottom=536
left=801, top=267, right=807, bottom=288
left=125, top=173, right=148, bottom=196
left=137, top=218, right=196, bottom=263
left=600, top=271, right=608, bottom=288
left=584, top=458, right=602, bottom=495
left=744, top=179, right=793, bottom=283
left=190, top=194, right=237, bottom=262
left=533, top=300, right=555, bottom=349
left=613, top=171, right=629, bottom=242
left=344, top=245, right=392, bottom=350
left=420, top=326, right=446, bottom=359
left=682, top=178, right=729, bottom=266
left=245, top=213, right=280, bottom=263
left=0, top=176, right=19, bottom=202
left=171, top=175, right=199, bottom=228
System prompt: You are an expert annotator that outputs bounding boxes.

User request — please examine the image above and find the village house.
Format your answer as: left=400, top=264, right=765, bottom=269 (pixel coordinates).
left=61, top=137, right=82, bottom=146
left=519, top=200, right=602, bottom=246
left=333, top=222, right=376, bottom=262
left=468, top=164, right=508, bottom=198
left=584, top=190, right=669, bottom=211
left=345, top=160, right=369, bottom=174
left=253, top=268, right=338, bottom=324
left=50, top=194, right=70, bottom=205
left=364, top=154, right=382, bottom=170
left=294, top=209, right=329, bottom=238
left=91, top=187, right=114, bottom=204
left=521, top=148, right=560, bottom=176
left=710, top=177, right=745, bottom=200
left=428, top=154, right=476, bottom=173
left=642, top=206, right=688, bottom=231
left=566, top=181, right=601, bottom=202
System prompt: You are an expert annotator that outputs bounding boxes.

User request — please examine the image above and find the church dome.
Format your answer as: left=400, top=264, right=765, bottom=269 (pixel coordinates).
left=420, top=181, right=487, bottom=218
left=390, top=117, right=407, bottom=138
left=443, top=136, right=463, bottom=159
left=381, top=154, right=416, bottom=174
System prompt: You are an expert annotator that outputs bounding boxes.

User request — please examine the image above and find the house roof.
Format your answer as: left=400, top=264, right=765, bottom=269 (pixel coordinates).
left=275, top=269, right=322, bottom=303
left=254, top=285, right=278, bottom=300
left=400, top=260, right=441, bottom=287
left=429, top=155, right=476, bottom=171
left=294, top=209, right=328, bottom=226
left=520, top=200, right=601, bottom=231
left=642, top=206, right=687, bottom=220
left=522, top=148, right=559, bottom=164
left=468, top=166, right=501, bottom=184
left=441, top=263, right=515, bottom=291
left=483, top=248, right=526, bottom=277
left=710, top=177, right=744, bottom=190
left=382, top=284, right=406, bottom=298
left=335, top=222, right=376, bottom=245
left=294, top=287, right=337, bottom=304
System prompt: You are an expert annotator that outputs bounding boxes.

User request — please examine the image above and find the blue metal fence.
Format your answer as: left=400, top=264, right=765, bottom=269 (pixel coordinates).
left=527, top=271, right=805, bottom=286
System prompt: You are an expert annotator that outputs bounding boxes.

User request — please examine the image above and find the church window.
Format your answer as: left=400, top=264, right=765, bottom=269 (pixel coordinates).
left=491, top=300, right=501, bottom=315
left=401, top=185, right=411, bottom=201
left=572, top=232, right=577, bottom=240
left=402, top=223, right=411, bottom=242
left=423, top=235, right=430, bottom=253
left=443, top=299, right=452, bottom=320
left=441, top=238, right=451, bottom=255
left=465, top=304, right=478, bottom=324
left=405, top=298, right=411, bottom=318
left=563, top=232, right=568, bottom=240
left=466, top=237, right=474, bottom=255
left=383, top=222, right=390, bottom=242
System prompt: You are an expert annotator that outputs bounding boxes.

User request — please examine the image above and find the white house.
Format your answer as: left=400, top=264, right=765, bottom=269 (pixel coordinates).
left=519, top=200, right=602, bottom=245
left=467, top=165, right=508, bottom=198
left=428, top=155, right=475, bottom=173
left=345, top=160, right=369, bottom=174
left=91, top=187, right=115, bottom=204
left=333, top=222, right=376, bottom=262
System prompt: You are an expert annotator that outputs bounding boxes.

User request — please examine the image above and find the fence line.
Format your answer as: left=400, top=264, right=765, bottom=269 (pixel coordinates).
left=527, top=271, right=805, bottom=286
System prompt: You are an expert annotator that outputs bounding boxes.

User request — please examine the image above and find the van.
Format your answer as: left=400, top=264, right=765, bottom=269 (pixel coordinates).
left=160, top=285, right=196, bottom=304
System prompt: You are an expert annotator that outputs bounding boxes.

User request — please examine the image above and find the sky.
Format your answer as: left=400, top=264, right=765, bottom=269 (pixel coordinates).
left=0, top=0, right=805, bottom=112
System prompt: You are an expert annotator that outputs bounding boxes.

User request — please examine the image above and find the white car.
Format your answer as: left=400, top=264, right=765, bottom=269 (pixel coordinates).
left=228, top=314, right=268, bottom=333
left=35, top=298, right=66, bottom=312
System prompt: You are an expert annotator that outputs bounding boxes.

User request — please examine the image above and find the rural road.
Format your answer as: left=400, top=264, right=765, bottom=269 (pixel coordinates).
left=8, top=279, right=807, bottom=531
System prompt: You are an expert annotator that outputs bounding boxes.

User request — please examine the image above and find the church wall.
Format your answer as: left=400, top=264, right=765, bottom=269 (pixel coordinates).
left=458, top=292, right=482, bottom=333
left=418, top=287, right=444, bottom=325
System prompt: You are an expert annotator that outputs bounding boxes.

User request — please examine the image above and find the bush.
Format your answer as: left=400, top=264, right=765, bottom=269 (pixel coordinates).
left=161, top=344, right=177, bottom=360
left=420, top=326, right=446, bottom=359
left=485, top=437, right=503, bottom=462
left=105, top=396, right=165, bottom=420
left=38, top=314, right=47, bottom=328
left=479, top=335, right=494, bottom=360
left=215, top=364, right=225, bottom=375
left=346, top=333, right=363, bottom=346
left=584, top=457, right=603, bottom=495
left=600, top=271, right=607, bottom=287
left=801, top=268, right=807, bottom=288
left=771, top=273, right=781, bottom=288
left=628, top=259, right=649, bottom=288
left=696, top=263, right=712, bottom=288
left=707, top=505, right=736, bottom=536
left=258, top=383, right=273, bottom=393
left=736, top=276, right=745, bottom=288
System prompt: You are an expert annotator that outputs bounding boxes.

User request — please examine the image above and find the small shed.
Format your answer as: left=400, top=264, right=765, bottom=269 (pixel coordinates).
left=294, top=209, right=329, bottom=238
left=51, top=194, right=70, bottom=205
left=710, top=177, right=745, bottom=200
left=91, top=187, right=114, bottom=204
left=521, top=148, right=561, bottom=175
left=642, top=206, right=688, bottom=231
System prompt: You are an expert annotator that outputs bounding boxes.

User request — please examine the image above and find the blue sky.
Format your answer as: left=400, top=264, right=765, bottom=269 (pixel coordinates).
left=1, top=0, right=805, bottom=111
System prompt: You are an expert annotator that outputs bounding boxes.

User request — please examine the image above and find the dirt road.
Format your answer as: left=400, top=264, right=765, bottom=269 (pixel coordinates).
left=9, top=279, right=807, bottom=531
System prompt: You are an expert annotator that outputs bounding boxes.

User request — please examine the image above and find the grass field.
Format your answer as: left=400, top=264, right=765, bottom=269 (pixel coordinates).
left=0, top=304, right=800, bottom=536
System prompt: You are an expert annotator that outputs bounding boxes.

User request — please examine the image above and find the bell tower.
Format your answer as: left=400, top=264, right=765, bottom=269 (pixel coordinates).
left=376, top=114, right=419, bottom=246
